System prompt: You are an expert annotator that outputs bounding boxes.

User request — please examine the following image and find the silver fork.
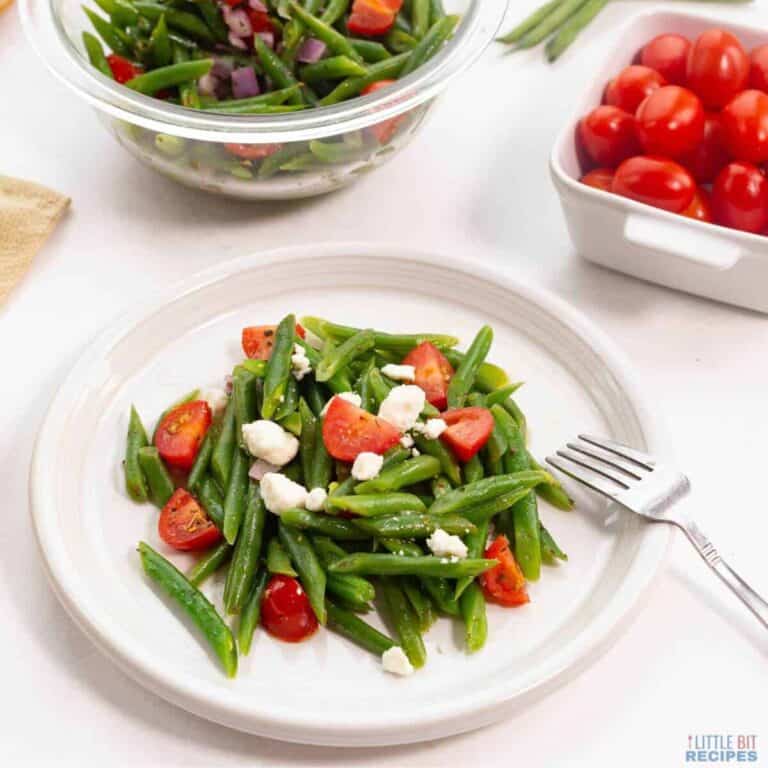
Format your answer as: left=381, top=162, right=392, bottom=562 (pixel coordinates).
left=546, top=434, right=768, bottom=630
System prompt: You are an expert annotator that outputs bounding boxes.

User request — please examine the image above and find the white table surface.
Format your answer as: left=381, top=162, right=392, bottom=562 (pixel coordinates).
left=3, top=1, right=768, bottom=765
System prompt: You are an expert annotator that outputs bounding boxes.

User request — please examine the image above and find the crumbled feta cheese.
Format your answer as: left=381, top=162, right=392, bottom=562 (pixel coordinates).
left=261, top=473, right=308, bottom=515
left=426, top=528, right=468, bottom=559
left=400, top=434, right=414, bottom=449
left=378, top=385, right=425, bottom=432
left=381, top=363, right=416, bottom=382
left=351, top=451, right=384, bottom=481
left=242, top=420, right=299, bottom=466
left=201, top=387, right=228, bottom=417
left=413, top=418, right=447, bottom=440
left=382, top=646, right=414, bottom=676
left=305, top=487, right=328, bottom=512
left=248, top=458, right=280, bottom=481
left=321, top=391, right=362, bottom=416
left=411, top=448, right=420, bottom=457
left=291, top=343, right=312, bottom=381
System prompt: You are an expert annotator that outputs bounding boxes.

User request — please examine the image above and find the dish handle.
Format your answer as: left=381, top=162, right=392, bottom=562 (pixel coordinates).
left=623, top=213, right=743, bottom=271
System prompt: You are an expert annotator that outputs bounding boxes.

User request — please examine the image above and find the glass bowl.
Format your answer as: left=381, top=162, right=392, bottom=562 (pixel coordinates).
left=21, top=0, right=507, bottom=199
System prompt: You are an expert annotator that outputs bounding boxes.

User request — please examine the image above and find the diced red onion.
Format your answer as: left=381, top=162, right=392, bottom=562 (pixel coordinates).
left=231, top=66, right=261, bottom=98
left=249, top=459, right=279, bottom=481
left=222, top=5, right=253, bottom=37
left=248, top=0, right=268, bottom=11
left=256, top=31, right=274, bottom=48
left=211, top=57, right=233, bottom=79
left=296, top=37, right=326, bottom=63
left=228, top=31, right=248, bottom=50
left=198, top=72, right=219, bottom=97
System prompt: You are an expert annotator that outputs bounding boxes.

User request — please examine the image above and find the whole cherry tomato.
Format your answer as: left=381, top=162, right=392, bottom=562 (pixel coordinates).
left=686, top=29, right=749, bottom=108
left=635, top=85, right=704, bottom=158
left=604, top=65, right=666, bottom=114
left=679, top=112, right=730, bottom=183
left=749, top=44, right=768, bottom=92
left=711, top=161, right=768, bottom=233
left=578, top=105, right=640, bottom=168
left=720, top=89, right=768, bottom=165
left=681, top=187, right=713, bottom=223
left=640, top=34, right=691, bottom=85
left=580, top=168, right=614, bottom=191
left=612, top=155, right=696, bottom=213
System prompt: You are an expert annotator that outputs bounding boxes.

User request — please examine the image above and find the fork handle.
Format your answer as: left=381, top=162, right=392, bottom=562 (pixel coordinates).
left=680, top=519, right=768, bottom=630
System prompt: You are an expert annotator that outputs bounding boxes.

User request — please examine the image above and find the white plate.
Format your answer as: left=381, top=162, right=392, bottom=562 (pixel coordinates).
left=31, top=243, right=669, bottom=746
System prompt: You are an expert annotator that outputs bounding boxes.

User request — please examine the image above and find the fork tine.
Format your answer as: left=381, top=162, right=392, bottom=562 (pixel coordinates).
left=545, top=455, right=625, bottom=500
left=566, top=441, right=645, bottom=480
left=577, top=434, right=656, bottom=470
left=556, top=449, right=632, bottom=488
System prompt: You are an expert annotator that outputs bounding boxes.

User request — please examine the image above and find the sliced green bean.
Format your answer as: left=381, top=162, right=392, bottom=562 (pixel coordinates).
left=380, top=577, right=426, bottom=668
left=138, top=541, right=237, bottom=677
left=201, top=85, right=302, bottom=111
left=261, top=314, right=296, bottom=420
left=329, top=553, right=496, bottom=578
left=540, top=522, right=568, bottom=564
left=320, top=0, right=348, bottom=24
left=429, top=0, right=445, bottom=23
left=254, top=35, right=304, bottom=105
left=411, top=0, right=430, bottom=38
left=401, top=577, right=436, bottom=631
left=238, top=568, right=269, bottom=655
left=222, top=447, right=249, bottom=545
left=413, top=434, right=461, bottom=486
left=316, top=329, right=375, bottom=382
left=232, top=368, right=259, bottom=451
left=385, top=28, right=418, bottom=52
left=399, top=14, right=459, bottom=78
left=83, top=7, right=133, bottom=57
left=197, top=0, right=229, bottom=43
left=326, top=492, right=426, bottom=517
left=266, top=536, right=298, bottom=575
left=279, top=508, right=368, bottom=540
left=485, top=382, right=524, bottom=406
left=172, top=42, right=200, bottom=108
left=455, top=519, right=489, bottom=599
left=133, top=2, right=214, bottom=43
left=354, top=455, right=441, bottom=494
left=148, top=14, right=172, bottom=67
left=299, top=55, right=367, bottom=83
left=278, top=521, right=327, bottom=624
left=187, top=425, right=216, bottom=493
left=446, top=324, right=493, bottom=408
left=529, top=453, right=574, bottom=510
left=327, top=599, right=395, bottom=656
left=188, top=541, right=231, bottom=587
left=299, top=398, right=317, bottom=489
left=126, top=59, right=213, bottom=95
left=459, top=582, right=487, bottom=653
left=274, top=376, right=299, bottom=421
left=289, top=2, right=363, bottom=63
left=461, top=485, right=541, bottom=527
left=197, top=475, right=224, bottom=529
left=350, top=38, right=391, bottom=62
left=137, top=446, right=175, bottom=508
left=463, top=454, right=484, bottom=484
left=352, top=512, right=474, bottom=539
left=124, top=405, right=150, bottom=502
left=82, top=31, right=113, bottom=77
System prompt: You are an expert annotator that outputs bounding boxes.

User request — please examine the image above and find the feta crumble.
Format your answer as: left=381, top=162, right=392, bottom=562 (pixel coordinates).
left=201, top=387, right=228, bottom=418
left=305, top=487, right=328, bottom=512
left=426, top=528, right=468, bottom=560
left=351, top=451, right=384, bottom=481
left=381, top=363, right=416, bottom=382
left=400, top=434, right=415, bottom=449
left=321, top=391, right=362, bottom=416
left=382, top=646, right=414, bottom=676
left=413, top=418, right=447, bottom=440
left=242, top=420, right=299, bottom=466
left=261, top=473, right=308, bottom=515
left=291, top=343, right=312, bottom=381
left=377, top=385, right=425, bottom=432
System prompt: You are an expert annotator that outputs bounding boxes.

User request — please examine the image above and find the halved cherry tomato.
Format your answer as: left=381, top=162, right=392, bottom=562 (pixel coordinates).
left=604, top=65, right=666, bottom=114
left=580, top=168, right=614, bottom=191
left=640, top=33, right=691, bottom=86
left=749, top=45, right=768, bottom=92
left=711, top=161, right=768, bottom=233
left=361, top=80, right=403, bottom=144
left=681, top=187, right=713, bottom=222
left=348, top=0, right=403, bottom=37
left=224, top=143, right=282, bottom=160
left=322, top=396, right=401, bottom=462
left=158, top=489, right=221, bottom=551
left=479, top=535, right=529, bottom=607
left=686, top=29, right=749, bottom=109
left=155, top=401, right=212, bottom=469
left=440, top=407, right=494, bottom=462
left=223, top=0, right=242, bottom=6
left=679, top=112, right=730, bottom=184
left=242, top=323, right=305, bottom=359
left=612, top=155, right=695, bottom=213
left=261, top=575, right=319, bottom=642
left=402, top=341, right=454, bottom=410
left=578, top=105, right=641, bottom=168
left=721, top=89, right=768, bottom=165
left=635, top=85, right=704, bottom=158
left=107, top=54, right=142, bottom=84
left=247, top=8, right=274, bottom=33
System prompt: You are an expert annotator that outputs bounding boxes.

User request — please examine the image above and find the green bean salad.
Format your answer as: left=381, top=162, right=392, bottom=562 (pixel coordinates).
left=127, top=315, right=571, bottom=677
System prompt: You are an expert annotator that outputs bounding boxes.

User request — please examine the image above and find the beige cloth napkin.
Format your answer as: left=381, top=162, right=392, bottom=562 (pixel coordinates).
left=0, top=176, right=70, bottom=306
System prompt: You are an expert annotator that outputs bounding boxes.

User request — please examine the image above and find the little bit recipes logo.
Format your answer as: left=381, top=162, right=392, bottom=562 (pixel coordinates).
left=686, top=733, right=759, bottom=763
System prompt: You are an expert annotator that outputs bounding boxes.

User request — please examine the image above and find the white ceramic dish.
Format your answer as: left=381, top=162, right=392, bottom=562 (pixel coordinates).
left=30, top=243, right=669, bottom=746
left=551, top=9, right=768, bottom=314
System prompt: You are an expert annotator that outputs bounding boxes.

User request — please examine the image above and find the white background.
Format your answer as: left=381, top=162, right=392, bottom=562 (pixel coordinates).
left=2, top=0, right=767, bottom=765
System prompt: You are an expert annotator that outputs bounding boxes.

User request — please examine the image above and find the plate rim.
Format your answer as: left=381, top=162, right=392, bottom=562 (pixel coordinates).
left=29, top=242, right=671, bottom=746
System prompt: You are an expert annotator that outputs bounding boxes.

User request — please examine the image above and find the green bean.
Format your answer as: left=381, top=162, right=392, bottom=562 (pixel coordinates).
left=446, top=325, right=493, bottom=408
left=485, top=382, right=524, bottom=406
left=393, top=11, right=412, bottom=33
left=318, top=50, right=406, bottom=104
left=431, top=475, right=452, bottom=498
left=299, top=55, right=368, bottom=87
left=356, top=361, right=376, bottom=413
left=419, top=576, right=458, bottom=615
left=222, top=447, right=249, bottom=545
left=266, top=536, right=297, bottom=575
left=253, top=35, right=304, bottom=105
left=138, top=541, right=237, bottom=677
left=148, top=13, right=172, bottom=66
left=279, top=508, right=368, bottom=540
left=350, top=38, right=391, bottom=62
left=326, top=573, right=375, bottom=610
left=294, top=339, right=353, bottom=394
left=282, top=459, right=304, bottom=484
left=172, top=42, right=200, bottom=108
left=289, top=3, right=363, bottom=63
left=188, top=541, right=231, bottom=587
left=83, top=7, right=134, bottom=57
left=459, top=583, right=487, bottom=653
left=429, top=0, right=445, bottom=23
left=187, top=426, right=216, bottom=493
left=380, top=577, right=426, bottom=668
left=124, top=406, right=150, bottom=502
left=83, top=31, right=113, bottom=77
left=279, top=409, right=303, bottom=439
left=428, top=470, right=551, bottom=516
left=401, top=577, right=436, bottom=631
left=133, top=2, right=214, bottom=42
left=278, top=521, right=327, bottom=624
left=463, top=454, right=484, bottom=484
left=486, top=408, right=509, bottom=467
left=443, top=350, right=509, bottom=395
left=238, top=568, right=269, bottom=655
left=327, top=599, right=395, bottom=656
left=320, top=0, right=348, bottom=24
left=529, top=453, right=574, bottom=510
left=197, top=475, right=224, bottom=529
left=517, top=0, right=589, bottom=49
left=303, top=378, right=328, bottom=417
left=311, top=420, right=333, bottom=491
left=399, top=14, right=459, bottom=77
left=273, top=376, right=298, bottom=423
left=411, top=0, right=430, bottom=39
left=231, top=370, right=259, bottom=451
left=126, top=59, right=213, bottom=94
left=298, top=399, right=317, bottom=489
left=326, top=493, right=426, bottom=517
left=413, top=435, right=461, bottom=486
left=137, top=447, right=175, bottom=507
left=93, top=0, right=117, bottom=15
left=223, top=484, right=266, bottom=613
left=353, top=512, right=474, bottom=539
left=261, top=314, right=296, bottom=419
left=354, top=455, right=441, bottom=494
left=366, top=367, right=392, bottom=407
left=201, top=85, right=303, bottom=111
left=316, top=329, right=375, bottom=382
left=455, top=519, right=489, bottom=599
left=378, top=538, right=422, bottom=557
left=496, top=0, right=562, bottom=44
left=461, top=485, right=541, bottom=527
left=540, top=522, right=568, bottom=564
left=385, top=28, right=418, bottom=52
left=329, top=553, right=496, bottom=578
left=197, top=0, right=229, bottom=43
